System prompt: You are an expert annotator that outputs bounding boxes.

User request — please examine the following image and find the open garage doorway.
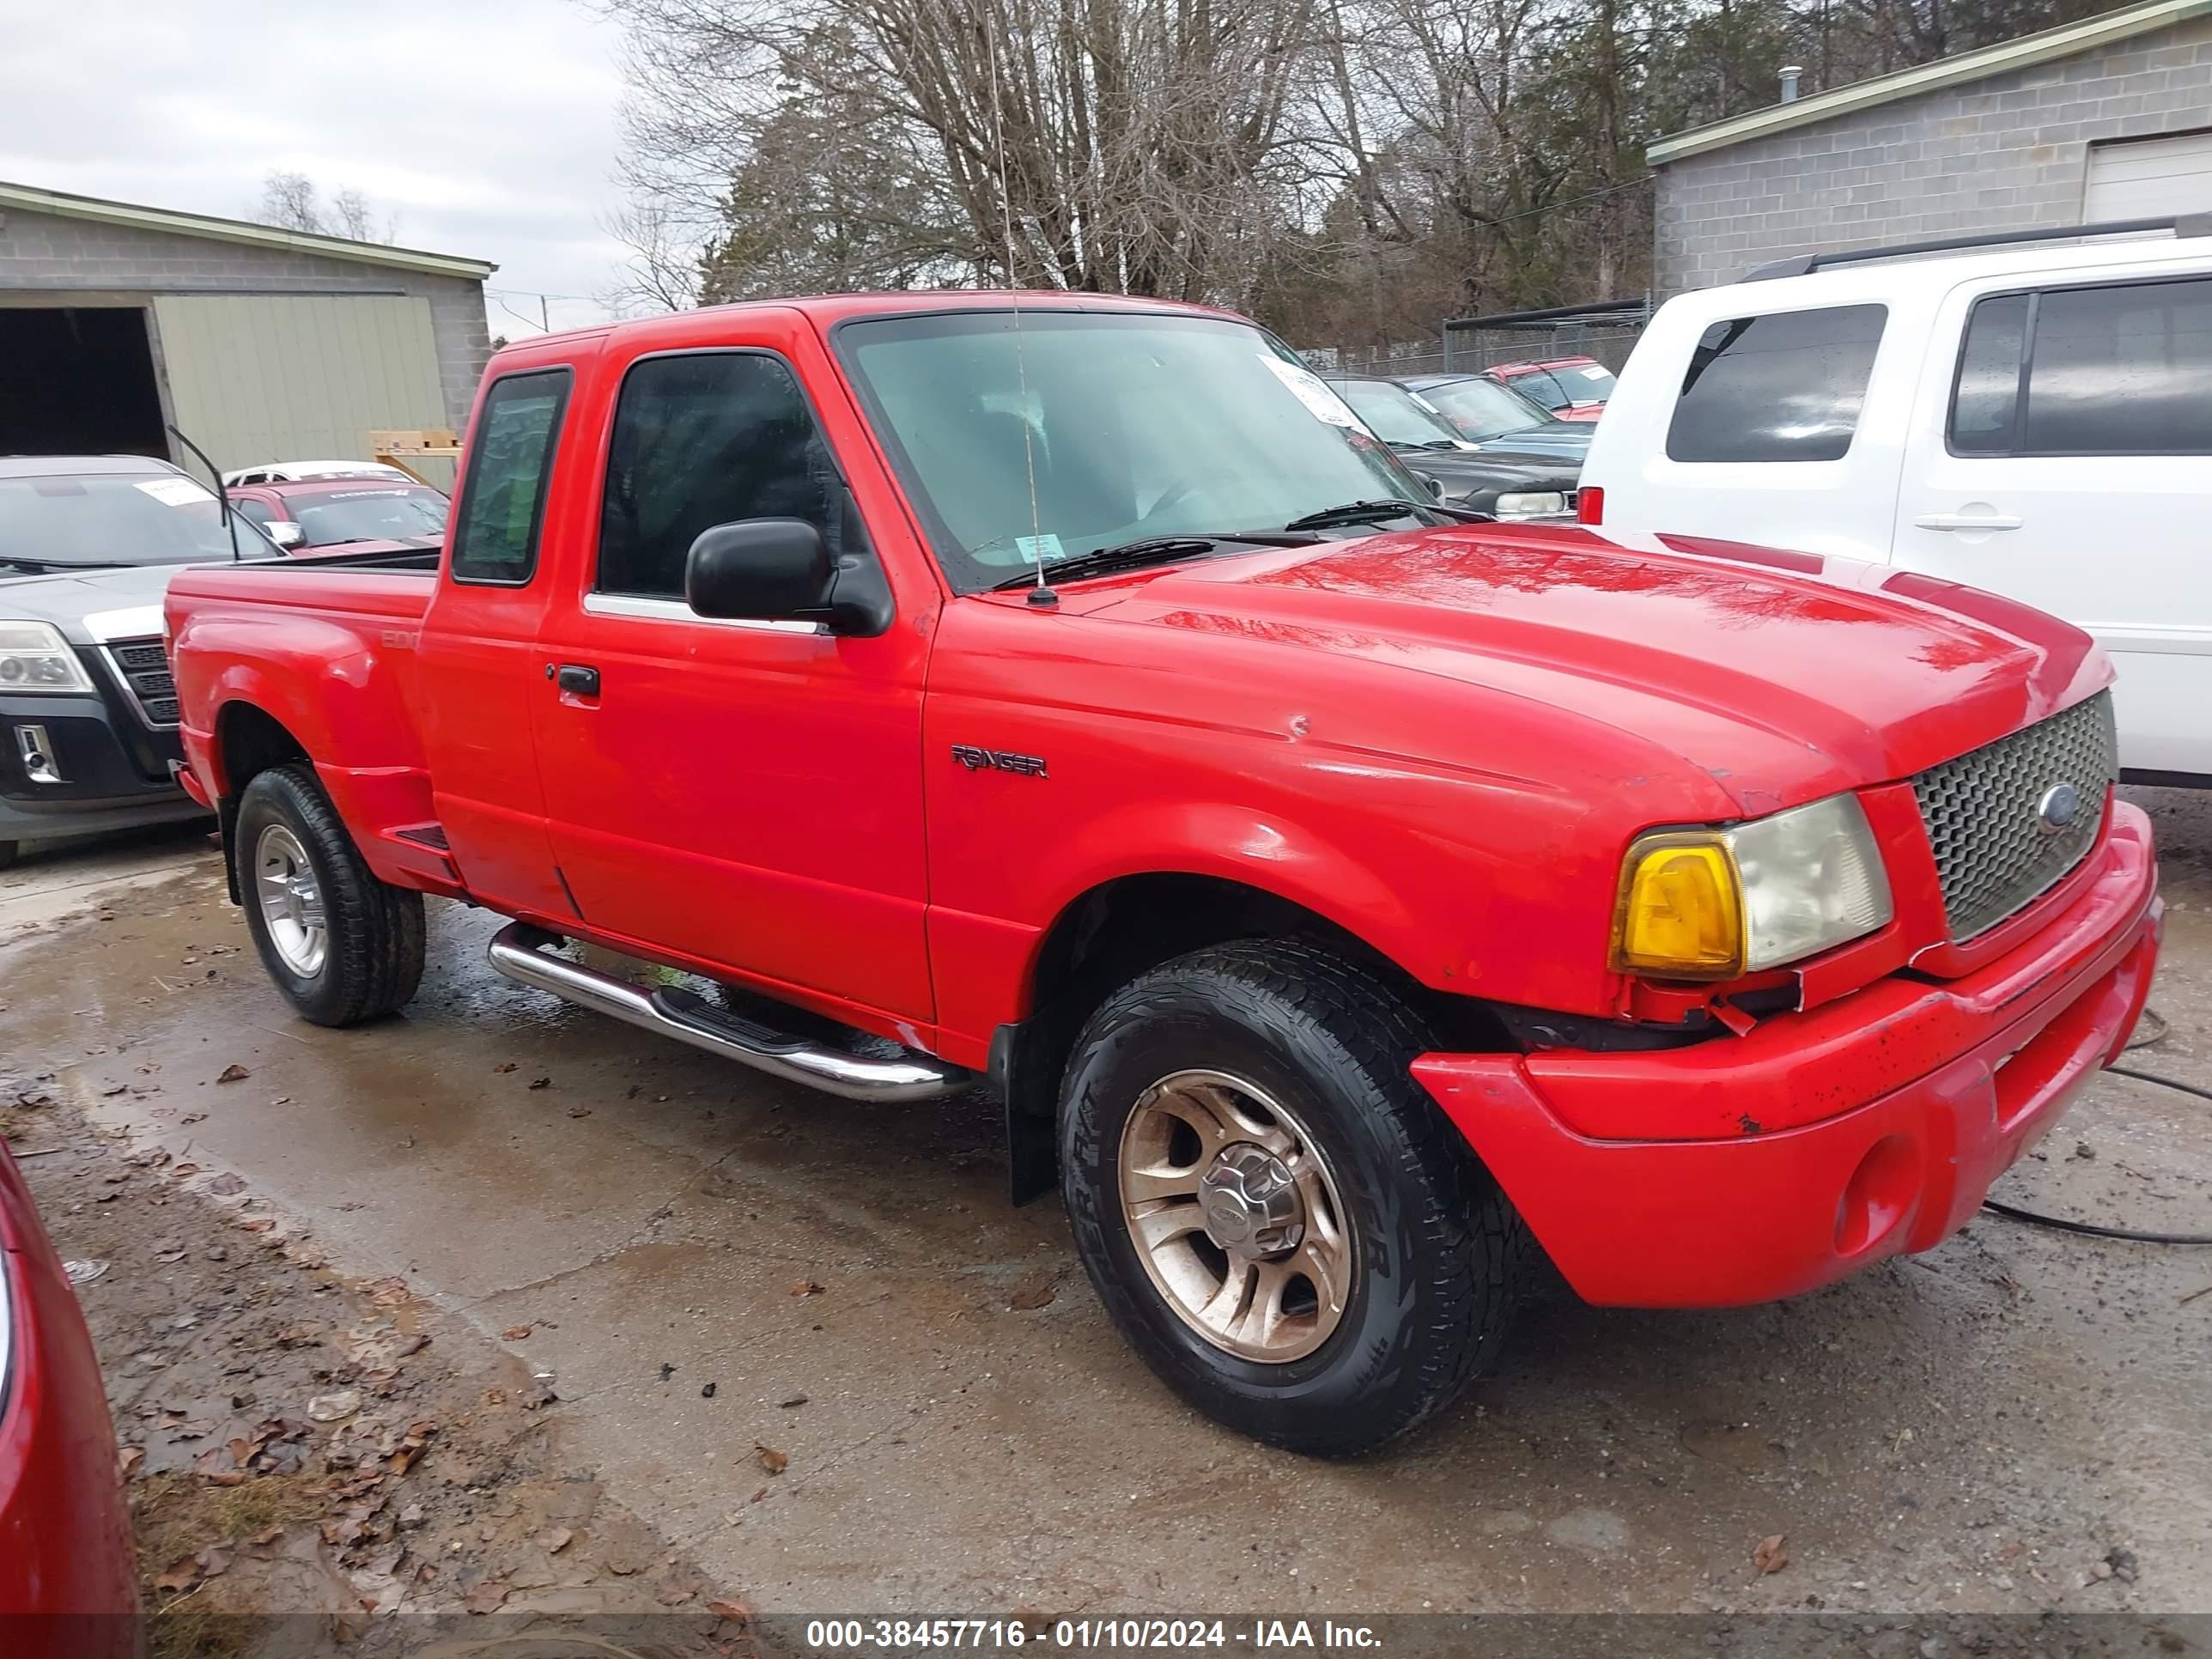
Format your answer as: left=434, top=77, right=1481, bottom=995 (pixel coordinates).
left=0, top=306, right=168, bottom=459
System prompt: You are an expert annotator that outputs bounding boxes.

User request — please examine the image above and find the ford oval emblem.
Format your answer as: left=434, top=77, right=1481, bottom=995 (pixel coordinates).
left=2036, top=782, right=2080, bottom=835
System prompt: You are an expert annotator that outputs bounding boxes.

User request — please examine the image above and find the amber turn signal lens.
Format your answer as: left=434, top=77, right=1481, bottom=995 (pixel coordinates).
left=1612, top=838, right=1743, bottom=978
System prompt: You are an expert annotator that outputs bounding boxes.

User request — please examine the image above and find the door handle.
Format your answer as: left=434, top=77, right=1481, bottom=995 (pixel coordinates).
left=555, top=664, right=601, bottom=697
left=1913, top=512, right=2023, bottom=532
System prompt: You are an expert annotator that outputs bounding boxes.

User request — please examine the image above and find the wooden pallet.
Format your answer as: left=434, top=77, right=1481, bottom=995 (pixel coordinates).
left=369, top=428, right=462, bottom=489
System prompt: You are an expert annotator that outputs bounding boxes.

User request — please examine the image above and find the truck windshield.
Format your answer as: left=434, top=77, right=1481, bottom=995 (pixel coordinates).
left=1414, top=378, right=1559, bottom=442
left=1333, top=380, right=1467, bottom=448
left=836, top=310, right=1431, bottom=594
left=0, top=471, right=280, bottom=572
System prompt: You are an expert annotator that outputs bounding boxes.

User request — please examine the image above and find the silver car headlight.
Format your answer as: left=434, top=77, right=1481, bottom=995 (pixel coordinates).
left=1493, top=490, right=1567, bottom=517
left=1613, top=793, right=1893, bottom=978
left=0, top=622, right=94, bottom=694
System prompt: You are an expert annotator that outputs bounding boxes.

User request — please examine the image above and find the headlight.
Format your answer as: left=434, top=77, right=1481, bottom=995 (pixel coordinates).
left=1613, top=793, right=1893, bottom=978
left=1492, top=491, right=1567, bottom=517
left=0, top=622, right=94, bottom=694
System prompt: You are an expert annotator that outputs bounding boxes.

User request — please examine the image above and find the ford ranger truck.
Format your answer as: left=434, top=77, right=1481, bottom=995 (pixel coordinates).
left=165, top=295, right=2163, bottom=1457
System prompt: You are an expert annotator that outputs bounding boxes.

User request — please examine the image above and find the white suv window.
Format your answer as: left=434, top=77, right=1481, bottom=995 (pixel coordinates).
left=1664, top=304, right=1887, bottom=464
left=1950, top=276, right=2212, bottom=458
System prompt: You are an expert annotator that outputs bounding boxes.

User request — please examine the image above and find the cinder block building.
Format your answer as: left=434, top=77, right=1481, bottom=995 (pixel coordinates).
left=0, top=179, right=494, bottom=479
left=1650, top=0, right=2212, bottom=292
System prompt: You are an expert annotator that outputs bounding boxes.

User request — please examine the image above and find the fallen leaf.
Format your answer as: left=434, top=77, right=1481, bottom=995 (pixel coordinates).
left=308, top=1390, right=362, bottom=1423
left=541, top=1527, right=573, bottom=1555
left=779, top=1394, right=808, bottom=1408
left=367, top=1277, right=410, bottom=1307
left=235, top=1218, right=276, bottom=1234
left=465, top=1578, right=510, bottom=1615
left=501, top=1325, right=533, bottom=1342
left=707, top=1597, right=753, bottom=1624
left=246, top=1526, right=283, bottom=1547
left=754, top=1443, right=787, bottom=1475
left=117, top=1446, right=144, bottom=1479
left=567, top=1105, right=591, bottom=1118
left=206, top=1172, right=246, bottom=1195
left=153, top=1556, right=201, bottom=1594
left=749, top=1486, right=768, bottom=1504
left=197, top=1544, right=233, bottom=1579
left=1009, top=1271, right=1057, bottom=1311
left=527, top=1077, right=551, bottom=1091
left=790, top=1279, right=824, bottom=1297
left=216, top=1064, right=250, bottom=1084
left=494, top=1062, right=518, bottom=1073
left=228, top=1435, right=266, bottom=1468
left=1753, top=1534, right=1789, bottom=1576
left=179, top=1114, right=206, bottom=1127
left=655, top=1577, right=696, bottom=1607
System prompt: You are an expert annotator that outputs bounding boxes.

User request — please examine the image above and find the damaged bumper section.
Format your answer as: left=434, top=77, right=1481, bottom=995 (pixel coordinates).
left=1415, top=804, right=2162, bottom=1309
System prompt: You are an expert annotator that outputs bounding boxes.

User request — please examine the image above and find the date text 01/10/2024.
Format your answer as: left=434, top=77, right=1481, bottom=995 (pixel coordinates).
left=802, top=1620, right=1382, bottom=1650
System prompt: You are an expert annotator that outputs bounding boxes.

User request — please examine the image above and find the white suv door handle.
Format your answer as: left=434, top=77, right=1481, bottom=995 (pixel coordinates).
left=1913, top=511, right=2023, bottom=532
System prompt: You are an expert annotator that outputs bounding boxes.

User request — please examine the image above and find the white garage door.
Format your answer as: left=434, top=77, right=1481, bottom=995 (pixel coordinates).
left=2085, top=130, right=2212, bottom=220
left=151, top=293, right=447, bottom=478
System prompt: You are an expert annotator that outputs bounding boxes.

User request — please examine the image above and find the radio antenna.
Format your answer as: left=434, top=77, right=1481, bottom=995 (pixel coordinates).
left=982, top=1, right=1054, bottom=605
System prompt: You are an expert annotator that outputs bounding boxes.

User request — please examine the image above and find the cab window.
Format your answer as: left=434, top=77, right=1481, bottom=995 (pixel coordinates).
left=449, top=369, right=571, bottom=585
left=595, top=350, right=866, bottom=602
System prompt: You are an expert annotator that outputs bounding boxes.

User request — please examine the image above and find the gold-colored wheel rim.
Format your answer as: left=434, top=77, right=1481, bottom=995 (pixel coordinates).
left=1116, top=1068, right=1353, bottom=1364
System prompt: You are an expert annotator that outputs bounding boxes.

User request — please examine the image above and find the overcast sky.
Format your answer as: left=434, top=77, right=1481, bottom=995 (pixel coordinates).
left=0, top=0, right=634, bottom=337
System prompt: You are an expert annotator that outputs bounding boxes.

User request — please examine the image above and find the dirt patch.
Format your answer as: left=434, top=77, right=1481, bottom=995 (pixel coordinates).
left=9, top=1089, right=758, bottom=1657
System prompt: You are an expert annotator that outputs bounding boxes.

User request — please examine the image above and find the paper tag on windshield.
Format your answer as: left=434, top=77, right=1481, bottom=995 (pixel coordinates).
left=135, top=477, right=214, bottom=507
left=1013, top=532, right=1064, bottom=566
left=1259, top=356, right=1359, bottom=427
left=1579, top=365, right=1610, bottom=382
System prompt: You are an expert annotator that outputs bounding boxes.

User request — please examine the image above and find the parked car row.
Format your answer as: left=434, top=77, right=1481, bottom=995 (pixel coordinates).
left=0, top=456, right=448, bottom=867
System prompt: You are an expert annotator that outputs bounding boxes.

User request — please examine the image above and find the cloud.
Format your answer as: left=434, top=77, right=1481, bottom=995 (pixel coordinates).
left=0, top=0, right=636, bottom=334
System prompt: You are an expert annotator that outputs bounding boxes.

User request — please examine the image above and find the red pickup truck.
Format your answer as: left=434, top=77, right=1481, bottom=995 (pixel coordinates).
left=166, top=293, right=2161, bottom=1455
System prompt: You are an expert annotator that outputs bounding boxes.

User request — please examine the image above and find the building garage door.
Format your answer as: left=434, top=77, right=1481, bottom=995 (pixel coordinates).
left=2085, top=130, right=2212, bottom=220
left=151, top=294, right=447, bottom=477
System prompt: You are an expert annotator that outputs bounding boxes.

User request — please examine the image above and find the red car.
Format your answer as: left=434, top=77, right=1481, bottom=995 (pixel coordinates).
left=1481, top=355, right=1614, bottom=419
left=0, top=1142, right=137, bottom=1650
left=224, top=477, right=447, bottom=556
left=167, top=292, right=2158, bottom=1456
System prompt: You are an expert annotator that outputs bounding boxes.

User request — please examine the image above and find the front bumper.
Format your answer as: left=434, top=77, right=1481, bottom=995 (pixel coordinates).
left=1, top=690, right=203, bottom=845
left=1414, top=803, right=2162, bottom=1308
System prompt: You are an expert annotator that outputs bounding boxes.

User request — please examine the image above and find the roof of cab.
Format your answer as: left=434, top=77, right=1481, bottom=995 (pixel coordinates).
left=495, top=289, right=1239, bottom=358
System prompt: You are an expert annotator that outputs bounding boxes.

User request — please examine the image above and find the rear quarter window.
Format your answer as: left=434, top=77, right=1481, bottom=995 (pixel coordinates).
left=1665, top=304, right=1887, bottom=464
left=449, top=368, right=572, bottom=585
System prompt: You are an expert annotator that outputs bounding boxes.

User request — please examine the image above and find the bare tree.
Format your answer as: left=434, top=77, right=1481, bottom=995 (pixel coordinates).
left=252, top=172, right=400, bottom=243
left=599, top=199, right=705, bottom=315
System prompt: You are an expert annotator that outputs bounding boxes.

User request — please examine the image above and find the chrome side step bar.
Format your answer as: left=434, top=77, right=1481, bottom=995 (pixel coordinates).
left=484, top=922, right=974, bottom=1103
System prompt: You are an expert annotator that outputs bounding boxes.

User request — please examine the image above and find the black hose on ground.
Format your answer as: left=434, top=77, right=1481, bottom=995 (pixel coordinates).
left=1979, top=1050, right=2212, bottom=1244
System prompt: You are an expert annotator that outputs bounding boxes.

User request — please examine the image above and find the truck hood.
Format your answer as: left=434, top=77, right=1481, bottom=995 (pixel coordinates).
left=0, top=562, right=188, bottom=644
left=1091, top=523, right=2106, bottom=813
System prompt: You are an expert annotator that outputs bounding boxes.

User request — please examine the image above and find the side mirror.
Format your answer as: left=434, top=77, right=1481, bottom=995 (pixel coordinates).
left=685, top=518, right=834, bottom=623
left=265, top=520, right=306, bottom=550
left=1413, top=473, right=1445, bottom=500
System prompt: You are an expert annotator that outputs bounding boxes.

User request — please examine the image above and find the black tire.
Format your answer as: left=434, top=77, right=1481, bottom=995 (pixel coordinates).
left=234, top=763, right=424, bottom=1026
left=1060, top=939, right=1528, bottom=1456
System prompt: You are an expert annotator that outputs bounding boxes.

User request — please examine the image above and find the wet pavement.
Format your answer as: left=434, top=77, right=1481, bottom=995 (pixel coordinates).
left=3, top=790, right=2210, bottom=1618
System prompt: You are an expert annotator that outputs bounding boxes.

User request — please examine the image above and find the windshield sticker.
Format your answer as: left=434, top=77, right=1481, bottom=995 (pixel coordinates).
left=1579, top=365, right=1611, bottom=381
left=1258, top=356, right=1359, bottom=428
left=1012, top=532, right=1065, bottom=567
left=135, top=477, right=216, bottom=508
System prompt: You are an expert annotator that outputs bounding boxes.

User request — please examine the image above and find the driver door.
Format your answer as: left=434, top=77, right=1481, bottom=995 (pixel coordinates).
left=527, top=314, right=938, bottom=1021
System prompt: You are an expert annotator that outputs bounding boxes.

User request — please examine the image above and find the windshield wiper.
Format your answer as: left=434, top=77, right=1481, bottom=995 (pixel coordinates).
left=988, top=532, right=1316, bottom=592
left=1281, top=499, right=1436, bottom=532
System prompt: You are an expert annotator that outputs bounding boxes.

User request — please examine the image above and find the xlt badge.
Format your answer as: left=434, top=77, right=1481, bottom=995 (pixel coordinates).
left=951, top=744, right=1048, bottom=779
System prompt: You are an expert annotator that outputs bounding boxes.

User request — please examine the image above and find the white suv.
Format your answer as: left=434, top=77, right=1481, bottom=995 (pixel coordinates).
left=1580, top=217, right=2212, bottom=781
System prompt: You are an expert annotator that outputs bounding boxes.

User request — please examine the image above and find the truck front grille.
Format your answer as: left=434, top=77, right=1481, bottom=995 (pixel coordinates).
left=1911, top=690, right=2115, bottom=942
left=105, top=638, right=181, bottom=728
